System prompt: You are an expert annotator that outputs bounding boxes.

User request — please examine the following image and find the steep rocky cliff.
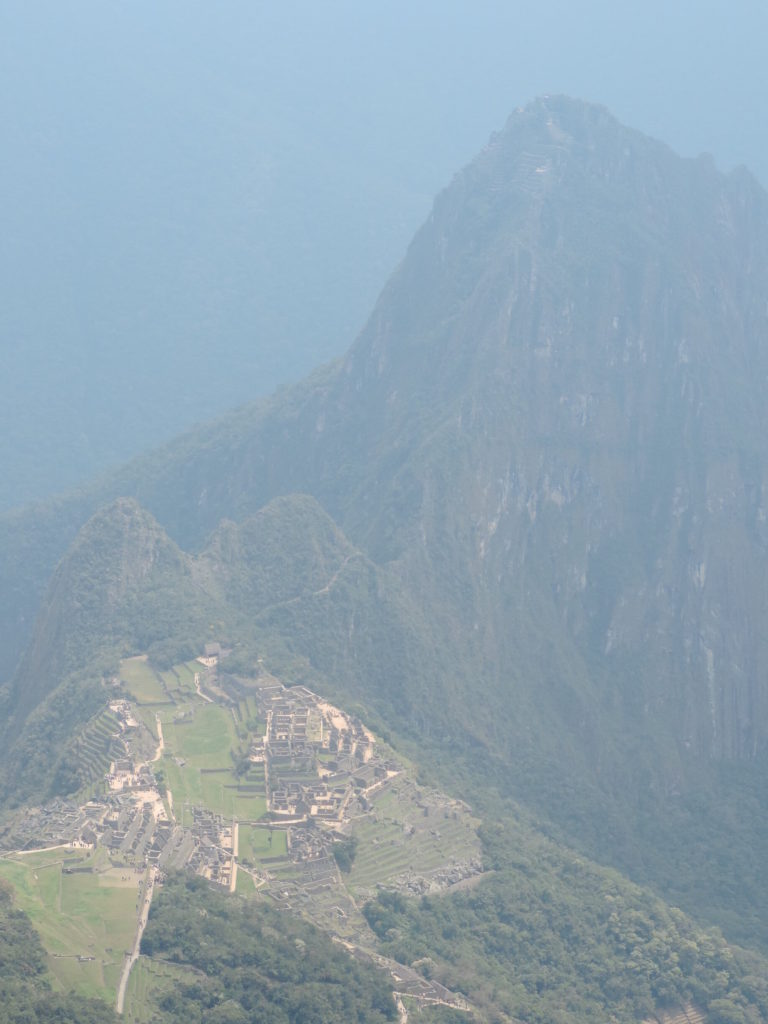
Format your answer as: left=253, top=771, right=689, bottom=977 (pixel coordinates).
left=2, top=97, right=768, bottom=942
left=84, top=96, right=768, bottom=770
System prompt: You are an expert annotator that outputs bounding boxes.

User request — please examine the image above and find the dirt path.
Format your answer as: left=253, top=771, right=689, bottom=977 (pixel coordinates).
left=151, top=715, right=177, bottom=823
left=239, top=866, right=267, bottom=889
left=115, top=865, right=157, bottom=1015
left=194, top=672, right=214, bottom=703
left=274, top=554, right=359, bottom=612
left=313, top=553, right=354, bottom=596
left=154, top=714, right=164, bottom=761
left=229, top=822, right=239, bottom=893
left=7, top=844, right=72, bottom=857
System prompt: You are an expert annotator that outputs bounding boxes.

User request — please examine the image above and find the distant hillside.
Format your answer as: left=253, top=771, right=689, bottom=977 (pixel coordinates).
left=0, top=494, right=441, bottom=811
left=2, top=97, right=768, bottom=956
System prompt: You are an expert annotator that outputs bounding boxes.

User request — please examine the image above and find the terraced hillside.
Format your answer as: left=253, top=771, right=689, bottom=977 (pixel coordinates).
left=0, top=651, right=482, bottom=1018
left=70, top=707, right=123, bottom=793
left=4, top=642, right=768, bottom=1022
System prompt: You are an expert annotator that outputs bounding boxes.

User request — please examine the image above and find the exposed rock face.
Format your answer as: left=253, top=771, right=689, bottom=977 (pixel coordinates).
left=296, top=95, right=768, bottom=768
left=3, top=96, right=768, bottom=784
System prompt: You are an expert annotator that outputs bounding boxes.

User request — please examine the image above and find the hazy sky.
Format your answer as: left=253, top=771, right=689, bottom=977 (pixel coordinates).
left=2, top=0, right=767, bottom=507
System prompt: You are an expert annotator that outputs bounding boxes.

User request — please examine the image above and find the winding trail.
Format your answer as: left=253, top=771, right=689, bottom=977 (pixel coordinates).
left=115, top=720, right=166, bottom=1014
left=194, top=672, right=214, bottom=703
left=313, top=554, right=354, bottom=596
left=274, top=554, right=359, bottom=611
left=116, top=865, right=157, bottom=1014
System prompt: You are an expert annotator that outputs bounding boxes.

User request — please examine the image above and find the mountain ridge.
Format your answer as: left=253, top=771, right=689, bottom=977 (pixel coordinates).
left=2, top=96, right=768, bottom=953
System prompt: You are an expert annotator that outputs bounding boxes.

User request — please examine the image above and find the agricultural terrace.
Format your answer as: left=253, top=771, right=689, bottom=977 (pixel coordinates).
left=122, top=957, right=197, bottom=1024
left=0, top=847, right=142, bottom=1003
left=0, top=649, right=483, bottom=1017
left=347, top=776, right=482, bottom=895
left=119, top=656, right=202, bottom=705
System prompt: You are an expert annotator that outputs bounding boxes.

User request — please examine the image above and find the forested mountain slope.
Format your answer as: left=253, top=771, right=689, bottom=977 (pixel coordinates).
left=2, top=97, right=768, bottom=953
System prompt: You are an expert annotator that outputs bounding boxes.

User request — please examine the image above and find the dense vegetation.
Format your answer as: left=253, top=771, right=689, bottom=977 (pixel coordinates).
left=0, top=493, right=446, bottom=815
left=363, top=824, right=768, bottom=1024
left=2, top=97, right=768, bottom=1024
left=0, top=881, right=115, bottom=1024
left=140, top=874, right=396, bottom=1023
left=0, top=670, right=106, bottom=808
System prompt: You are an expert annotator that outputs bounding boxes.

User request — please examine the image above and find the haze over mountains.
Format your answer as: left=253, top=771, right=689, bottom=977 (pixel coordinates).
left=3, top=94, right=768, bottom=1003
left=3, top=1, right=768, bottom=511
left=1, top=94, right=768, bottom=1015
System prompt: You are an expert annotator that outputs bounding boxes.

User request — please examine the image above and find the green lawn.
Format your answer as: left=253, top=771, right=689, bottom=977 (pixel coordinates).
left=233, top=794, right=267, bottom=821
left=0, top=855, right=141, bottom=1002
left=161, top=704, right=237, bottom=768
left=159, top=661, right=200, bottom=698
left=136, top=705, right=159, bottom=739
left=199, top=773, right=266, bottom=819
left=0, top=859, right=62, bottom=916
left=200, top=772, right=238, bottom=816
left=159, top=669, right=182, bottom=697
left=237, top=696, right=264, bottom=732
left=120, top=657, right=169, bottom=704
left=120, top=656, right=205, bottom=704
left=235, top=870, right=256, bottom=895
left=238, top=696, right=256, bottom=719
left=2, top=847, right=94, bottom=869
left=175, top=661, right=201, bottom=690
left=162, top=758, right=204, bottom=813
left=238, top=826, right=288, bottom=863
left=163, top=760, right=266, bottom=821
left=155, top=699, right=268, bottom=821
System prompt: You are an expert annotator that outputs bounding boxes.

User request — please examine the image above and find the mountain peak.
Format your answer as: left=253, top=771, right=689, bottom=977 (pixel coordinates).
left=3, top=99, right=768, bottom=773
left=2, top=99, right=768, bottom=961
left=339, top=93, right=768, bottom=429
left=507, top=92, right=618, bottom=133
left=8, top=498, right=195, bottom=723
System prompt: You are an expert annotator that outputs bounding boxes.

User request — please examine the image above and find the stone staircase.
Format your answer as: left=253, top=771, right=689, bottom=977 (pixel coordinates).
left=644, top=1004, right=707, bottom=1024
